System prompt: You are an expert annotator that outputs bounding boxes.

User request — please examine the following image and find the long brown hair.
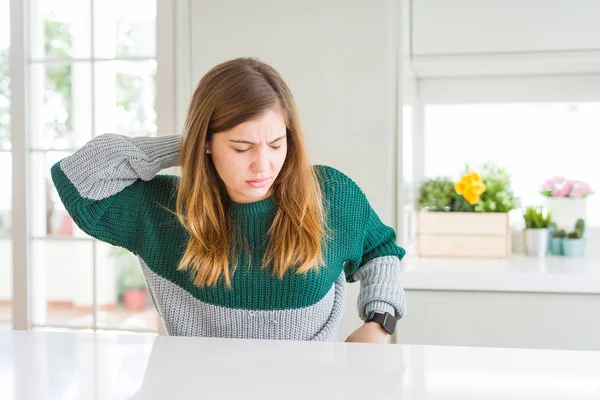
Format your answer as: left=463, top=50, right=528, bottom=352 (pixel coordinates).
left=176, top=57, right=326, bottom=288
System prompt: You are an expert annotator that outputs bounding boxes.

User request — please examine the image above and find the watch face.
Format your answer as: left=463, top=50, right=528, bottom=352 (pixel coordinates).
left=383, top=316, right=396, bottom=334
left=366, top=311, right=396, bottom=334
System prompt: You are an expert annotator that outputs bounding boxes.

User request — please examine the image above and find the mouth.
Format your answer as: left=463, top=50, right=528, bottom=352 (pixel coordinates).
left=246, top=178, right=271, bottom=188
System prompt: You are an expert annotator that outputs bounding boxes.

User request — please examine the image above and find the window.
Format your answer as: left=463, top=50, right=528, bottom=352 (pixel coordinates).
left=402, top=104, right=417, bottom=247
left=0, top=0, right=11, bottom=329
left=424, top=102, right=600, bottom=226
left=26, top=0, right=159, bottom=332
left=403, top=105, right=414, bottom=206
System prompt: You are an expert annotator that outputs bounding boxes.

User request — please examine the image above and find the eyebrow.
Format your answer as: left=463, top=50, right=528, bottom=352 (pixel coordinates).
left=229, top=135, right=286, bottom=145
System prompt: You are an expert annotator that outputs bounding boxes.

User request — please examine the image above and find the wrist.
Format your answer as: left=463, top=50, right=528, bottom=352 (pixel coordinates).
left=364, top=320, right=390, bottom=336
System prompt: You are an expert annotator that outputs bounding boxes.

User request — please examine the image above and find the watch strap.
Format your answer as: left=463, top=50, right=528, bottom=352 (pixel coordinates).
left=365, top=311, right=396, bottom=335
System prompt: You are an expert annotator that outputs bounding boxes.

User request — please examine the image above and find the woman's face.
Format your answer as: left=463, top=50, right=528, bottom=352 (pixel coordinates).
left=208, top=107, right=288, bottom=203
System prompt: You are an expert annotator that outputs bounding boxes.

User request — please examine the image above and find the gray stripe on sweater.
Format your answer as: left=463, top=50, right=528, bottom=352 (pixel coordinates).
left=60, top=134, right=180, bottom=200
left=139, top=259, right=347, bottom=341
left=59, top=133, right=405, bottom=335
left=354, top=255, right=406, bottom=320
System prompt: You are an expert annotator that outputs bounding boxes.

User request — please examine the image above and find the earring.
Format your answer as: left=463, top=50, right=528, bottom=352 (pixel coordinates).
left=205, top=148, right=211, bottom=154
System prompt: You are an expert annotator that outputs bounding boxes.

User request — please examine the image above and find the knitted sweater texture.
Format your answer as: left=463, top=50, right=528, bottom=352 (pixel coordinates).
left=51, top=134, right=406, bottom=341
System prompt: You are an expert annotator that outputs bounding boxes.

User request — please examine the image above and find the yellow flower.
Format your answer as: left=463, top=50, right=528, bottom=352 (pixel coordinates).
left=463, top=190, right=482, bottom=205
left=455, top=172, right=486, bottom=205
left=465, top=172, right=481, bottom=183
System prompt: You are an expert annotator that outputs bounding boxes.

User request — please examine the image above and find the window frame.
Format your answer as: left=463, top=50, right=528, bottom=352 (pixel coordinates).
left=406, top=74, right=600, bottom=250
left=9, top=0, right=175, bottom=331
left=412, top=73, right=600, bottom=193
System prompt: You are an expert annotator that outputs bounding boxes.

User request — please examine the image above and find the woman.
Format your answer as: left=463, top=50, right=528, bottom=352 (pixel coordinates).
left=51, top=57, right=406, bottom=343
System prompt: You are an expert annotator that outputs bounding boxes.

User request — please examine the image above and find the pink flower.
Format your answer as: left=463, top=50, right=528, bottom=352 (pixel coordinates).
left=552, top=186, right=570, bottom=197
left=565, top=179, right=575, bottom=192
left=571, top=188, right=584, bottom=198
left=541, top=176, right=594, bottom=198
left=565, top=181, right=595, bottom=198
left=541, top=179, right=554, bottom=191
left=581, top=182, right=593, bottom=196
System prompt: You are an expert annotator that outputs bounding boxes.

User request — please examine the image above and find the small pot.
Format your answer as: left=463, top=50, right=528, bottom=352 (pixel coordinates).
left=524, top=228, right=550, bottom=257
left=124, top=289, right=147, bottom=311
left=549, top=237, right=564, bottom=255
left=563, top=238, right=585, bottom=257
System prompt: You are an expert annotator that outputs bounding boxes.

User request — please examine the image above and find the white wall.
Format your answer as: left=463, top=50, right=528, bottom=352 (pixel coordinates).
left=412, top=0, right=600, bottom=56
left=178, top=0, right=404, bottom=339
left=418, top=74, right=600, bottom=104
left=182, top=0, right=402, bottom=224
left=409, top=0, right=600, bottom=77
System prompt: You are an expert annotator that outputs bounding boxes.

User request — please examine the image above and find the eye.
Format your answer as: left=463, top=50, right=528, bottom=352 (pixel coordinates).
left=234, top=148, right=250, bottom=153
left=271, top=145, right=281, bottom=150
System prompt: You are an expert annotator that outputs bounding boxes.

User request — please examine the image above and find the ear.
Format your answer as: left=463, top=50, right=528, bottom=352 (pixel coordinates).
left=205, top=135, right=213, bottom=155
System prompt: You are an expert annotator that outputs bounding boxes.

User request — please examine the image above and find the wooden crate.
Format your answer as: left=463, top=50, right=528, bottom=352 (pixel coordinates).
left=417, top=211, right=511, bottom=258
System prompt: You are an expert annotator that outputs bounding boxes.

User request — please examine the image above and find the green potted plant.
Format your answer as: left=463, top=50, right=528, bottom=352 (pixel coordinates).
left=523, top=206, right=553, bottom=257
left=121, top=262, right=147, bottom=311
left=550, top=228, right=566, bottom=255
left=473, top=163, right=520, bottom=213
left=563, top=219, right=585, bottom=258
left=112, top=247, right=147, bottom=311
left=418, top=177, right=456, bottom=211
left=416, top=163, right=519, bottom=258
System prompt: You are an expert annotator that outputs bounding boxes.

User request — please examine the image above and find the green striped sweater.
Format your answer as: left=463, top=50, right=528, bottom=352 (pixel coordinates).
left=51, top=134, right=406, bottom=341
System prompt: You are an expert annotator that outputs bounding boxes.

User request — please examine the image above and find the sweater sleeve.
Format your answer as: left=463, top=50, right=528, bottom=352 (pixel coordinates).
left=50, top=133, right=181, bottom=253
left=353, top=203, right=406, bottom=321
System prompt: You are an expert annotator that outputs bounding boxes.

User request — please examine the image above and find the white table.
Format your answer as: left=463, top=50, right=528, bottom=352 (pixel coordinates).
left=1, top=330, right=599, bottom=399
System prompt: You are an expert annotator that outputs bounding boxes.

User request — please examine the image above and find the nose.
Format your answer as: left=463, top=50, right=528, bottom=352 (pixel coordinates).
left=251, top=145, right=269, bottom=173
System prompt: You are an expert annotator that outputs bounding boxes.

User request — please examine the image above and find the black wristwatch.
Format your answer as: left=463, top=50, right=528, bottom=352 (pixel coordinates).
left=365, top=311, right=396, bottom=335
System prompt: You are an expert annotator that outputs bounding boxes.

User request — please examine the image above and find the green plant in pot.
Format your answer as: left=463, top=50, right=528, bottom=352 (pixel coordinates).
left=472, top=163, right=520, bottom=213
left=550, top=228, right=566, bottom=255
left=113, top=247, right=147, bottom=311
left=418, top=177, right=456, bottom=211
left=523, top=206, right=553, bottom=257
left=563, top=219, right=585, bottom=257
